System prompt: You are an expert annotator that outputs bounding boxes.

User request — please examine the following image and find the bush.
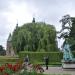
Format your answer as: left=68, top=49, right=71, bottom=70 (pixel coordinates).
left=19, top=51, right=63, bottom=65
left=0, top=56, right=19, bottom=64
left=4, top=68, right=14, bottom=75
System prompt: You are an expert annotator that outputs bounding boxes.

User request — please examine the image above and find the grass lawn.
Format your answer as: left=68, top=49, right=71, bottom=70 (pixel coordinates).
left=0, top=56, right=72, bottom=75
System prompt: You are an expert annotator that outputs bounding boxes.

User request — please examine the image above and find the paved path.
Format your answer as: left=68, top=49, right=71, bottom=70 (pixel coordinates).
left=43, top=67, right=75, bottom=75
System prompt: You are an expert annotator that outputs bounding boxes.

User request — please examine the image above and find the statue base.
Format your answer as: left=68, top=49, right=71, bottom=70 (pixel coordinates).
left=61, top=60, right=75, bottom=69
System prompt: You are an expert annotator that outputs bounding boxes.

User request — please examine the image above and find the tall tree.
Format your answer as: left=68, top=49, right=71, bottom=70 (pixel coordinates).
left=59, top=14, right=71, bottom=38
left=58, top=15, right=75, bottom=51
left=12, top=22, right=58, bottom=53
left=69, top=17, right=75, bottom=50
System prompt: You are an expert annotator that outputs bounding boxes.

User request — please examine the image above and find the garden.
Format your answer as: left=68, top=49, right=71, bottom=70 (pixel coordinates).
left=0, top=56, right=45, bottom=75
left=0, top=15, right=75, bottom=75
left=0, top=52, right=73, bottom=75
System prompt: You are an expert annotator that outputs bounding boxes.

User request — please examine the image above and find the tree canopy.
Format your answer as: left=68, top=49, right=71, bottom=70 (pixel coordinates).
left=69, top=17, right=75, bottom=50
left=0, top=45, right=4, bottom=51
left=12, top=22, right=58, bottom=53
left=0, top=45, right=6, bottom=55
left=58, top=15, right=75, bottom=51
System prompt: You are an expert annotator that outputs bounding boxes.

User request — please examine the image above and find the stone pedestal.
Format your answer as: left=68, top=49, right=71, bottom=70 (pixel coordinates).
left=62, top=60, right=75, bottom=69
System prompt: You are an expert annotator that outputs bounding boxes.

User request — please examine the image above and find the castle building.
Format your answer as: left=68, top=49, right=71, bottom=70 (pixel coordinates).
left=6, top=18, right=34, bottom=56
left=6, top=22, right=19, bottom=56
left=6, top=33, right=15, bottom=56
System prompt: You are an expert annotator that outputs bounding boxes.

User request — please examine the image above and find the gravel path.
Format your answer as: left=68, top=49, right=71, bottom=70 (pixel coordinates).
left=43, top=67, right=75, bottom=75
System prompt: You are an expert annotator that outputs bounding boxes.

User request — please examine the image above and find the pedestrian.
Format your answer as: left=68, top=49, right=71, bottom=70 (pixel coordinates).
left=44, top=56, right=49, bottom=70
left=24, top=55, right=29, bottom=66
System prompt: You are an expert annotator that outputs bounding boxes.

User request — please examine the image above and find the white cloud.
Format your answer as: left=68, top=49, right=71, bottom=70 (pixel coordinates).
left=0, top=0, right=39, bottom=49
left=0, top=0, right=75, bottom=49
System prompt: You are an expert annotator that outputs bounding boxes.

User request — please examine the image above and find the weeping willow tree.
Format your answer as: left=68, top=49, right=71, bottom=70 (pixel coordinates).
left=12, top=22, right=58, bottom=53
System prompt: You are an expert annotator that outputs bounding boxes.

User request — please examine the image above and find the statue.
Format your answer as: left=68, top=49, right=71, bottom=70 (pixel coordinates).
left=58, top=15, right=75, bottom=68
left=62, top=39, right=73, bottom=61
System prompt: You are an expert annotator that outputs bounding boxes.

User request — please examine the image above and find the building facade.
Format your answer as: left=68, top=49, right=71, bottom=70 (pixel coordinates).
left=6, top=33, right=15, bottom=56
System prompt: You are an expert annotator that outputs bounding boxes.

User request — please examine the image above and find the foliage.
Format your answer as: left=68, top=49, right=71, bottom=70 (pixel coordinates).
left=69, top=17, right=75, bottom=50
left=12, top=22, right=58, bottom=53
left=0, top=45, right=4, bottom=51
left=19, top=51, right=62, bottom=65
left=4, top=68, right=14, bottom=75
left=61, top=17, right=75, bottom=51
left=0, top=56, right=19, bottom=64
left=0, top=63, right=44, bottom=75
left=0, top=63, right=22, bottom=75
left=19, top=69, right=45, bottom=75
left=0, top=45, right=6, bottom=55
left=59, top=14, right=71, bottom=39
left=19, top=70, right=37, bottom=75
left=12, top=65, right=45, bottom=75
left=58, top=15, right=75, bottom=51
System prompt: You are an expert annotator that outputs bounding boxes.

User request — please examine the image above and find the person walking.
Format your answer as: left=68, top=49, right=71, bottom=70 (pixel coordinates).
left=44, top=56, right=49, bottom=70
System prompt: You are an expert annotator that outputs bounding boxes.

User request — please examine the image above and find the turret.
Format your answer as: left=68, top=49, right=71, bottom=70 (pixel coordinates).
left=7, top=33, right=12, bottom=42
left=16, top=21, right=18, bottom=29
left=32, top=17, right=35, bottom=23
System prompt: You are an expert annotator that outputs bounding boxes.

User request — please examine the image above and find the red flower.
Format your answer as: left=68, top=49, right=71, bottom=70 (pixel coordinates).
left=4, top=73, right=9, bottom=75
left=16, top=63, right=21, bottom=69
left=12, top=65, right=18, bottom=72
left=7, top=64, right=12, bottom=69
left=0, top=65, right=5, bottom=72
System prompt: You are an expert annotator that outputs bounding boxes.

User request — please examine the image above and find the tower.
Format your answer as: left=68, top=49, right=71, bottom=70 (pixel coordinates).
left=6, top=33, right=15, bottom=56
left=16, top=20, right=18, bottom=29
left=32, top=17, right=35, bottom=23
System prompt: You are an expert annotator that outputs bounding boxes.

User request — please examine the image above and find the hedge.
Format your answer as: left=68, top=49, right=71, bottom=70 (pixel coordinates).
left=19, top=51, right=63, bottom=65
left=0, top=56, right=19, bottom=64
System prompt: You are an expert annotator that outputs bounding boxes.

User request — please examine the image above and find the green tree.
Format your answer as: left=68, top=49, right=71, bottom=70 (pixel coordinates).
left=58, top=14, right=72, bottom=49
left=0, top=45, right=6, bottom=55
left=69, top=17, right=75, bottom=50
left=12, top=22, right=58, bottom=53
left=0, top=45, right=4, bottom=50
left=59, top=15, right=75, bottom=51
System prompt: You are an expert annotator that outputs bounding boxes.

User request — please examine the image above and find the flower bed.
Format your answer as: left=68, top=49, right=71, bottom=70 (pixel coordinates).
left=0, top=62, right=45, bottom=75
left=0, top=63, right=22, bottom=75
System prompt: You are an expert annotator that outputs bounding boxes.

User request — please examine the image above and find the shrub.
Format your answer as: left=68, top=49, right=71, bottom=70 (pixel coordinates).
left=0, top=56, right=19, bottom=64
left=4, top=68, right=14, bottom=75
left=19, top=51, right=63, bottom=65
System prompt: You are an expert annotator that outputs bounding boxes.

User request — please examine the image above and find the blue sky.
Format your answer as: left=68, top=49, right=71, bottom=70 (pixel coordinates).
left=0, top=0, right=75, bottom=49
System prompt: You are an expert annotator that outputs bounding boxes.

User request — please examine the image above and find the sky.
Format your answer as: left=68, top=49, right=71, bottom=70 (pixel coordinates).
left=0, top=0, right=75, bottom=49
